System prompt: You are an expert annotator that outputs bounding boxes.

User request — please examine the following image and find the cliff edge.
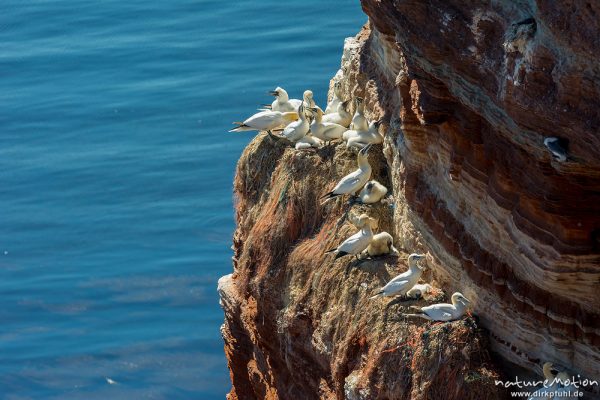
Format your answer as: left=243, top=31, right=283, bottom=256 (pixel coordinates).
left=220, top=1, right=600, bottom=399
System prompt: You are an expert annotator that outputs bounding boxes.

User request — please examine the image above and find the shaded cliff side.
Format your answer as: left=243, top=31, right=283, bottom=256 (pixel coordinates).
left=220, top=1, right=600, bottom=399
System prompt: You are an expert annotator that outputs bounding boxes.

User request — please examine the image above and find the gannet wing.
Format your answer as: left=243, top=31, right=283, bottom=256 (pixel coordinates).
left=421, top=304, right=455, bottom=321
left=332, top=170, right=362, bottom=194
left=382, top=279, right=410, bottom=295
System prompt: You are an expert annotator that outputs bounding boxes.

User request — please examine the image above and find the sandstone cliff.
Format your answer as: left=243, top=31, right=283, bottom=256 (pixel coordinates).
left=220, top=1, right=600, bottom=399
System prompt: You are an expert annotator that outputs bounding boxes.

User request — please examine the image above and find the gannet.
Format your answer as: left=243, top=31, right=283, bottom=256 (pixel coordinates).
left=369, top=253, right=426, bottom=299
left=325, top=214, right=378, bottom=260
left=543, top=137, right=568, bottom=162
left=281, top=104, right=311, bottom=142
left=230, top=110, right=299, bottom=137
left=407, top=292, right=471, bottom=321
left=362, top=232, right=399, bottom=257
left=527, top=362, right=560, bottom=400
left=295, top=133, right=323, bottom=150
left=347, top=120, right=384, bottom=149
left=322, top=100, right=352, bottom=127
left=325, top=81, right=343, bottom=114
left=266, top=87, right=302, bottom=112
left=357, top=180, right=388, bottom=204
left=406, top=283, right=433, bottom=299
left=350, top=97, right=368, bottom=131
left=310, top=107, right=347, bottom=143
left=320, top=143, right=373, bottom=202
left=303, top=90, right=316, bottom=108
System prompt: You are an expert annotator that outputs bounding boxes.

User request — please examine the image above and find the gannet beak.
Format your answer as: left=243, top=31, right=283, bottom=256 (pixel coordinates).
left=362, top=143, right=373, bottom=154
left=309, top=107, right=319, bottom=113
left=268, top=91, right=278, bottom=96
left=462, top=296, right=471, bottom=303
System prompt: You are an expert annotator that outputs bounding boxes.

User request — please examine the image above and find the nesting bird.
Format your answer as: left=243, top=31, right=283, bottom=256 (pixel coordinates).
left=265, top=87, right=302, bottom=112
left=230, top=110, right=299, bottom=137
left=346, top=120, right=384, bottom=149
left=320, top=143, right=373, bottom=202
left=280, top=104, right=311, bottom=142
left=357, top=180, right=388, bottom=204
left=323, top=100, right=352, bottom=127
left=310, top=107, right=347, bottom=143
left=406, top=283, right=433, bottom=299
left=325, top=214, right=378, bottom=261
left=350, top=97, right=368, bottom=131
left=362, top=232, right=399, bottom=257
left=325, top=81, right=343, bottom=115
left=543, top=137, right=568, bottom=162
left=295, top=132, right=323, bottom=150
left=370, top=253, right=426, bottom=299
left=407, top=292, right=471, bottom=321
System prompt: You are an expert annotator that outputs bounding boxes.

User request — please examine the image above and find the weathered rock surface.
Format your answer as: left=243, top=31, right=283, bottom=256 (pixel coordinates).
left=220, top=1, right=600, bottom=398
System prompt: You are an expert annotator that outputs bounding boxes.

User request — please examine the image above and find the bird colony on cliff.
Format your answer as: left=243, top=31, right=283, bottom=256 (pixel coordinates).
left=230, top=84, right=472, bottom=321
left=229, top=83, right=578, bottom=389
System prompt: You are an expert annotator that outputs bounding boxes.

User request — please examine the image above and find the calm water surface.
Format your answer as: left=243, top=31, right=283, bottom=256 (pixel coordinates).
left=0, top=1, right=365, bottom=398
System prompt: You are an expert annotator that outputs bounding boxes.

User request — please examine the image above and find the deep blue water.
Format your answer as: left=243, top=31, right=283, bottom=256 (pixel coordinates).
left=0, top=1, right=365, bottom=398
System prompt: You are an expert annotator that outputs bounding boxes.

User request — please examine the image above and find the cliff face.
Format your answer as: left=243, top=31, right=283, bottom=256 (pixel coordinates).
left=220, top=1, right=600, bottom=399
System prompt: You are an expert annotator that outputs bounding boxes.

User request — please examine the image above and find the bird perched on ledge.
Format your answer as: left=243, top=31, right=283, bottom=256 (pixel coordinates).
left=370, top=253, right=426, bottom=299
left=320, top=143, right=373, bottom=203
left=406, top=292, right=471, bottom=321
left=325, top=81, right=343, bottom=115
left=325, top=214, right=378, bottom=261
left=230, top=110, right=299, bottom=138
left=357, top=180, right=388, bottom=204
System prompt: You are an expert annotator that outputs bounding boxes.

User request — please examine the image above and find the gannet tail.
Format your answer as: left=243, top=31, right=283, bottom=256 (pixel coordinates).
left=229, top=123, right=253, bottom=133
left=320, top=191, right=341, bottom=202
left=405, top=313, right=430, bottom=320
left=370, top=290, right=384, bottom=300
left=334, top=251, right=348, bottom=260
left=261, top=104, right=272, bottom=109
left=324, top=247, right=337, bottom=254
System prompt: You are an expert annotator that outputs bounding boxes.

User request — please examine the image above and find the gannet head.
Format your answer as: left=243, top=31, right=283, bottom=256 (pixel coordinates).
left=451, top=292, right=471, bottom=307
left=334, top=81, right=342, bottom=96
left=269, top=87, right=289, bottom=101
left=309, top=107, right=322, bottom=117
left=542, top=362, right=559, bottom=380
left=364, top=181, right=374, bottom=193
left=408, top=253, right=426, bottom=269
left=543, top=137, right=558, bottom=146
left=303, top=90, right=313, bottom=101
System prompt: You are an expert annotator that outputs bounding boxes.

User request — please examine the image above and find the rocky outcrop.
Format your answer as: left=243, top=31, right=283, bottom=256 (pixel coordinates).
left=220, top=1, right=600, bottom=398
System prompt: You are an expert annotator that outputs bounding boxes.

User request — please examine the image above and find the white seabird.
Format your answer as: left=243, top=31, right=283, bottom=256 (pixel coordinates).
left=543, top=137, right=568, bottom=162
left=320, top=143, right=373, bottom=202
left=407, top=292, right=471, bottom=321
left=527, top=362, right=560, bottom=400
left=325, top=81, right=343, bottom=114
left=406, top=283, right=433, bottom=299
left=357, top=180, right=388, bottom=204
left=325, top=214, right=378, bottom=260
left=350, top=97, right=368, bottom=131
left=347, top=120, right=384, bottom=149
left=280, top=104, right=311, bottom=142
left=322, top=100, right=352, bottom=127
left=310, top=107, right=347, bottom=143
left=370, top=253, right=426, bottom=299
left=295, top=132, right=323, bottom=150
left=230, top=110, right=299, bottom=137
left=362, top=232, right=399, bottom=257
left=265, top=87, right=302, bottom=112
